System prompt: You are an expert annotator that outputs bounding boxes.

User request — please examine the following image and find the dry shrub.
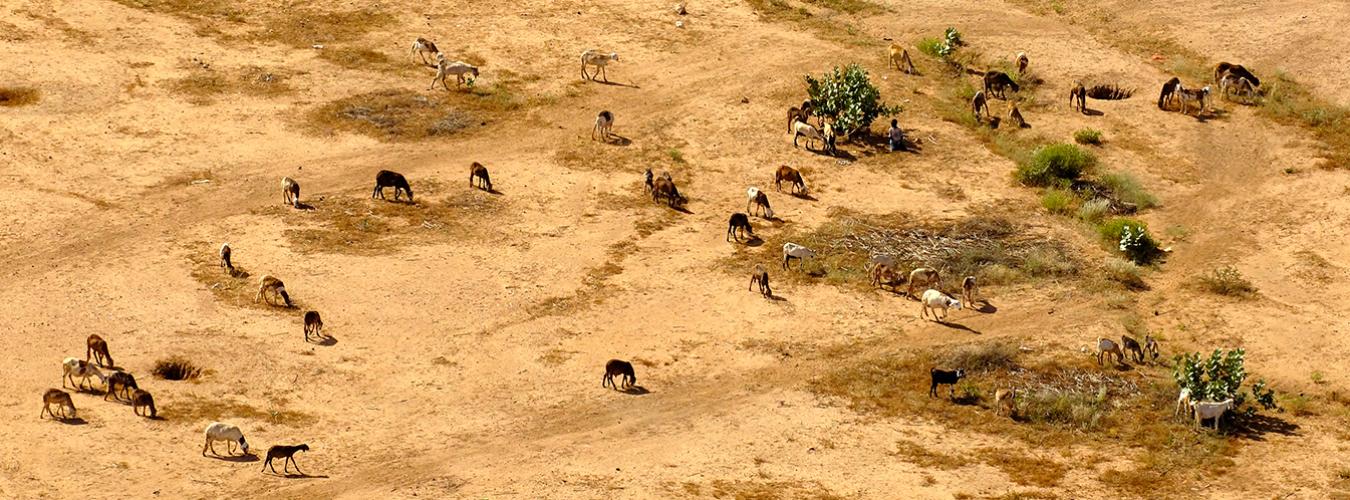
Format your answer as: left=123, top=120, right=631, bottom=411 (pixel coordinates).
left=680, top=479, right=844, bottom=500
left=318, top=46, right=404, bottom=73
left=304, top=85, right=524, bottom=141
left=170, top=394, right=316, bottom=427
left=0, top=86, right=40, bottom=107
left=164, top=64, right=293, bottom=104
left=975, top=448, right=1068, bottom=487
left=1194, top=266, right=1257, bottom=298
left=152, top=356, right=202, bottom=380
left=942, top=342, right=1020, bottom=374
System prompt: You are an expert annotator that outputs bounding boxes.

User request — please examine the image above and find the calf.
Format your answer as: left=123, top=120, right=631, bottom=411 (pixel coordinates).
left=726, top=213, right=753, bottom=242
left=602, top=359, right=636, bottom=390
left=929, top=368, right=965, bottom=398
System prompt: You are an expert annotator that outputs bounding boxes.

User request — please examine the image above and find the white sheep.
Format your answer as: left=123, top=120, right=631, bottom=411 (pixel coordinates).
left=746, top=187, right=773, bottom=218
left=62, top=357, right=106, bottom=391
left=203, top=422, right=250, bottom=456
left=580, top=49, right=620, bottom=82
left=782, top=242, right=816, bottom=271
left=1175, top=387, right=1193, bottom=418
left=919, top=289, right=962, bottom=321
left=1191, top=399, right=1235, bottom=430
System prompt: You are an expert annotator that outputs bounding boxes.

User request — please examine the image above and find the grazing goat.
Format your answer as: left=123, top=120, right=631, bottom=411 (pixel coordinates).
left=1007, top=104, right=1025, bottom=128
left=580, top=49, right=620, bottom=82
left=104, top=371, right=139, bottom=401
left=906, top=267, right=940, bottom=298
left=592, top=110, right=614, bottom=141
left=1144, top=335, right=1160, bottom=361
left=469, top=162, right=493, bottom=192
left=792, top=120, right=825, bottom=151
left=304, top=310, right=323, bottom=342
left=131, top=389, right=157, bottom=418
left=726, top=213, right=754, bottom=242
left=1015, top=52, right=1028, bottom=74
left=263, top=444, right=310, bottom=475
left=821, top=122, right=838, bottom=156
left=62, top=358, right=106, bottom=391
left=871, top=263, right=901, bottom=290
left=961, top=276, right=976, bottom=308
left=971, top=90, right=990, bottom=121
left=602, top=359, right=636, bottom=390
left=929, top=368, right=965, bottom=398
left=1220, top=72, right=1256, bottom=103
left=1157, top=77, right=1182, bottom=110
left=651, top=176, right=685, bottom=208
left=410, top=37, right=440, bottom=65
left=255, top=275, right=293, bottom=307
left=1120, top=335, right=1145, bottom=363
left=203, top=422, right=250, bottom=456
left=983, top=71, right=1020, bottom=99
left=782, top=242, right=816, bottom=271
left=219, top=243, right=234, bottom=275
left=1192, top=399, right=1235, bottom=430
left=889, top=43, right=916, bottom=74
left=372, top=170, right=413, bottom=202
left=774, top=165, right=806, bottom=195
left=1213, top=62, right=1259, bottom=89
left=787, top=106, right=809, bottom=133
left=746, top=187, right=773, bottom=218
left=1178, top=86, right=1210, bottom=115
left=1069, top=81, right=1086, bottom=113
left=281, top=177, right=300, bottom=208
left=1175, top=387, right=1193, bottom=418
left=749, top=264, right=772, bottom=297
left=1096, top=338, right=1124, bottom=365
left=994, top=388, right=1017, bottom=417
left=429, top=54, right=478, bottom=90
left=41, top=389, right=76, bottom=420
left=86, top=334, right=113, bottom=368
left=919, top=289, right=962, bottom=321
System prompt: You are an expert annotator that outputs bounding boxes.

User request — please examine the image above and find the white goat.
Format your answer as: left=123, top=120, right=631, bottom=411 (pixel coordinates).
left=581, top=49, right=620, bottom=82
left=919, top=289, right=962, bottom=321
left=410, top=37, right=440, bottom=65
left=746, top=187, right=774, bottom=218
left=782, top=242, right=816, bottom=271
left=62, top=357, right=106, bottom=391
left=906, top=267, right=940, bottom=298
left=593, top=110, right=614, bottom=141
left=1191, top=399, right=1235, bottom=430
left=429, top=54, right=479, bottom=90
left=792, top=120, right=824, bottom=150
left=203, top=422, right=250, bottom=456
left=1175, top=387, right=1193, bottom=418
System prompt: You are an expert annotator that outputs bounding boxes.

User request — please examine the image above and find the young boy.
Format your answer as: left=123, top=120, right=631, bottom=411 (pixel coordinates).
left=888, top=119, right=904, bottom=152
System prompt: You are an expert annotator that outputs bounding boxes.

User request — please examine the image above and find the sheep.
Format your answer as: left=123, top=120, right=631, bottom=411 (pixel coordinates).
left=774, top=165, right=806, bottom=195
left=1175, top=387, right=1193, bottom=418
left=263, top=444, right=310, bottom=475
left=1069, top=81, right=1086, bottom=113
left=906, top=267, right=940, bottom=298
left=792, top=120, right=824, bottom=151
left=255, top=275, right=294, bottom=308
left=929, top=368, right=965, bottom=398
left=889, top=43, right=916, bottom=74
left=592, top=110, right=614, bottom=141
left=1096, top=337, right=1124, bottom=365
left=41, top=389, right=76, bottom=420
left=281, top=177, right=300, bottom=208
left=983, top=71, right=1020, bottom=99
left=1191, top=399, right=1235, bottom=430
left=602, top=359, right=636, bottom=390
left=1007, top=104, right=1026, bottom=128
left=131, top=389, right=157, bottom=418
left=1015, top=52, right=1028, bottom=74
left=782, top=242, right=816, bottom=271
left=203, top=422, right=250, bottom=456
left=726, top=213, right=754, bottom=242
left=469, top=162, right=493, bottom=192
left=1178, top=86, right=1210, bottom=115
left=372, top=170, right=413, bottom=202
left=746, top=187, right=773, bottom=218
left=219, top=243, right=234, bottom=275
left=651, top=176, right=685, bottom=208
left=429, top=54, right=479, bottom=90
left=580, top=49, right=619, bottom=82
left=971, top=90, right=990, bottom=121
left=1120, top=335, right=1145, bottom=363
left=410, top=37, right=440, bottom=65
left=749, top=264, right=772, bottom=298
left=994, top=388, right=1017, bottom=417
left=1144, top=335, right=1160, bottom=361
left=304, top=310, right=323, bottom=342
left=62, top=357, right=106, bottom=391
left=961, top=276, right=976, bottom=308
left=870, top=263, right=901, bottom=290
left=1157, top=77, right=1182, bottom=110
left=104, top=371, right=139, bottom=401
left=919, top=289, right=962, bottom=321
left=86, top=334, right=113, bottom=368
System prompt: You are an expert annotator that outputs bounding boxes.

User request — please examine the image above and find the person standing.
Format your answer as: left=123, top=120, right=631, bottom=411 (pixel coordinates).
left=888, top=119, right=904, bottom=152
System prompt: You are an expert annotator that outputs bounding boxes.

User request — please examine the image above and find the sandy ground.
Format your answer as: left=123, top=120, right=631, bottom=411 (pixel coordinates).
left=3, top=0, right=1350, bottom=498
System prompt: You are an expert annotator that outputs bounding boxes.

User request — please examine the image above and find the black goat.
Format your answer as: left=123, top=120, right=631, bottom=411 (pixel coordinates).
left=983, top=71, right=1019, bottom=98
left=602, top=359, right=636, bottom=390
left=929, top=368, right=965, bottom=398
left=726, top=213, right=753, bottom=242
left=262, top=444, right=310, bottom=475
left=372, top=170, right=414, bottom=202
left=303, top=310, right=323, bottom=342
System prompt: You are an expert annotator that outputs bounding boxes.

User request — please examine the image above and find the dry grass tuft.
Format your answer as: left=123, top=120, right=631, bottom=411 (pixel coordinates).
left=170, top=393, right=317, bottom=427
left=1193, top=265, right=1257, bottom=298
left=678, top=479, right=845, bottom=499
left=0, top=86, right=40, bottom=107
left=152, top=356, right=202, bottom=381
left=975, top=448, right=1068, bottom=487
left=164, top=63, right=293, bottom=104
left=317, top=46, right=405, bottom=73
left=304, top=84, right=525, bottom=141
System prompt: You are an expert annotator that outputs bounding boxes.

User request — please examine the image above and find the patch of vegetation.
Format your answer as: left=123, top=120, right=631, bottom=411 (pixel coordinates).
left=1194, top=265, right=1257, bottom=298
left=1040, top=189, right=1077, bottom=215
left=1076, top=198, right=1110, bottom=224
left=114, top=1, right=395, bottom=49
left=916, top=37, right=943, bottom=59
left=745, top=0, right=879, bottom=46
left=892, top=440, right=971, bottom=470
left=1016, top=143, right=1096, bottom=188
left=943, top=342, right=1020, bottom=373
left=1103, top=257, right=1147, bottom=290
left=975, top=448, right=1067, bottom=487
left=1258, top=72, right=1350, bottom=168
left=681, top=479, right=844, bottom=500
left=164, top=64, right=293, bottom=104
left=1098, top=171, right=1157, bottom=210
left=804, top=64, right=901, bottom=138
left=1098, top=217, right=1160, bottom=264
left=304, top=85, right=524, bottom=141
left=1073, top=128, right=1102, bottom=145
left=317, top=46, right=403, bottom=72
left=1173, top=348, right=1279, bottom=420
left=171, top=393, right=317, bottom=427
left=0, top=86, right=40, bottom=107
left=152, top=356, right=202, bottom=380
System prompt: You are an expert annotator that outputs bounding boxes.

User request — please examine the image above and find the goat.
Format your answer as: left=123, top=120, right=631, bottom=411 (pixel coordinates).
left=1213, top=62, right=1259, bottom=89
left=255, top=275, right=293, bottom=308
left=889, top=43, right=916, bottom=74
left=592, top=110, right=614, bottom=141
left=263, top=444, right=310, bottom=475
left=983, top=71, right=1020, bottom=99
left=1144, top=335, right=1160, bottom=361
left=469, top=162, right=492, bottom=191
left=961, top=276, right=976, bottom=308
left=372, top=170, right=413, bottom=202
left=821, top=122, right=838, bottom=156
left=1069, top=81, right=1086, bottom=113
left=62, top=357, right=105, bottom=391
left=643, top=168, right=654, bottom=192
left=1191, top=399, right=1235, bottom=430
left=86, top=334, right=113, bottom=368
left=726, top=213, right=754, bottom=242
left=1015, top=52, right=1028, bottom=74
left=787, top=106, right=809, bottom=133
left=410, top=37, right=440, bottom=65
left=774, top=165, right=806, bottom=194
left=304, top=310, right=323, bottom=342
left=281, top=177, right=300, bottom=208
left=104, top=371, right=138, bottom=401
left=219, top=243, right=234, bottom=275
left=782, top=242, right=816, bottom=271
left=1096, top=338, right=1124, bottom=365
left=1120, top=335, right=1145, bottom=363
left=906, top=267, right=940, bottom=298
left=749, top=264, right=772, bottom=297
left=971, top=90, right=990, bottom=121
left=1178, top=86, right=1210, bottom=115
left=929, top=368, right=965, bottom=398
left=429, top=54, right=478, bottom=90
left=131, top=389, right=156, bottom=418
left=1157, top=77, right=1181, bottom=110
left=651, top=176, right=685, bottom=208
left=746, top=187, right=773, bottom=218
left=919, top=289, right=962, bottom=321
left=871, top=263, right=901, bottom=290
left=1007, top=104, right=1025, bottom=128
left=41, top=389, right=76, bottom=420
left=994, top=388, right=1017, bottom=417
left=1220, top=72, right=1256, bottom=103
left=580, top=49, right=619, bottom=82
left=203, top=422, right=250, bottom=456
left=1175, top=387, right=1193, bottom=418
left=792, top=120, right=824, bottom=151
left=602, top=359, right=636, bottom=390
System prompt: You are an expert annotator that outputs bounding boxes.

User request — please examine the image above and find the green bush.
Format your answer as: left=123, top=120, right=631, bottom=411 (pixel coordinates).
left=1097, top=217, right=1145, bottom=242
left=804, top=64, right=901, bottom=138
left=1040, top=189, right=1077, bottom=215
left=1099, top=171, right=1158, bottom=210
left=1073, top=128, right=1102, bottom=145
left=1016, top=143, right=1096, bottom=187
left=1173, top=349, right=1279, bottom=420
left=1098, top=217, right=1160, bottom=264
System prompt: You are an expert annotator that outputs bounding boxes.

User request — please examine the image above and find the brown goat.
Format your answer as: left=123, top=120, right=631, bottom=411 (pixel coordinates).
left=1069, top=81, right=1086, bottom=113
left=603, top=359, right=636, bottom=390
left=131, top=389, right=157, bottom=418
left=870, top=263, right=901, bottom=290
left=961, top=276, right=976, bottom=308
left=773, top=165, right=806, bottom=194
left=303, top=310, right=323, bottom=342
left=651, top=176, right=684, bottom=207
left=469, top=162, right=492, bottom=192
left=749, top=264, right=772, bottom=297
left=86, top=334, right=113, bottom=368
left=41, top=389, right=76, bottom=420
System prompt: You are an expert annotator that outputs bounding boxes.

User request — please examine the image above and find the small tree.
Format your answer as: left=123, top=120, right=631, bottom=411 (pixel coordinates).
left=804, top=64, right=901, bottom=139
left=1173, top=348, right=1279, bottom=420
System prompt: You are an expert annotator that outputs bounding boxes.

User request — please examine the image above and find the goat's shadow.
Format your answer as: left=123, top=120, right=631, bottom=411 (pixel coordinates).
left=291, top=202, right=316, bottom=211
left=934, top=320, right=980, bottom=335
left=1230, top=413, right=1300, bottom=441
left=669, top=205, right=693, bottom=215
left=619, top=385, right=650, bottom=396
left=601, top=135, right=632, bottom=146
left=227, top=269, right=252, bottom=280
left=207, top=453, right=259, bottom=463
left=51, top=417, right=87, bottom=425
left=788, top=192, right=817, bottom=202
left=375, top=198, right=417, bottom=206
left=973, top=301, right=997, bottom=314
left=763, top=293, right=788, bottom=302
left=269, top=472, right=329, bottom=480
left=1081, top=108, right=1104, bottom=117
left=735, top=236, right=764, bottom=247
left=591, top=79, right=640, bottom=89
left=951, top=394, right=981, bottom=406
left=308, top=335, right=338, bottom=346
left=1109, top=363, right=1135, bottom=372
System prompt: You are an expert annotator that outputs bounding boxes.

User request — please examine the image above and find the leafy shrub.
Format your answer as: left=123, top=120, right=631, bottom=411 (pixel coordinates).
left=1196, top=266, right=1257, bottom=298
left=1016, top=143, right=1096, bottom=187
left=804, top=64, right=901, bottom=138
left=1040, top=189, right=1077, bottom=215
left=1073, top=128, right=1102, bottom=145
left=1098, top=217, right=1159, bottom=264
left=1173, top=349, right=1279, bottom=419
left=916, top=37, right=943, bottom=58
left=1077, top=198, right=1110, bottom=223
left=1099, top=171, right=1158, bottom=209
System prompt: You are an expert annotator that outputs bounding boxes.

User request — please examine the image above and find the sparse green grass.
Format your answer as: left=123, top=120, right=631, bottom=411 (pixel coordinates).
left=0, top=86, right=40, bottom=107
left=1073, top=128, right=1102, bottom=145
left=1312, top=371, right=1327, bottom=385
left=916, top=37, right=943, bottom=58
left=1098, top=171, right=1158, bottom=210
left=1017, top=143, right=1096, bottom=187
left=1194, top=266, right=1257, bottom=298
left=1077, top=198, right=1110, bottom=224
left=1040, top=189, right=1078, bottom=215
left=1104, top=257, right=1147, bottom=290
left=1258, top=72, right=1350, bottom=168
